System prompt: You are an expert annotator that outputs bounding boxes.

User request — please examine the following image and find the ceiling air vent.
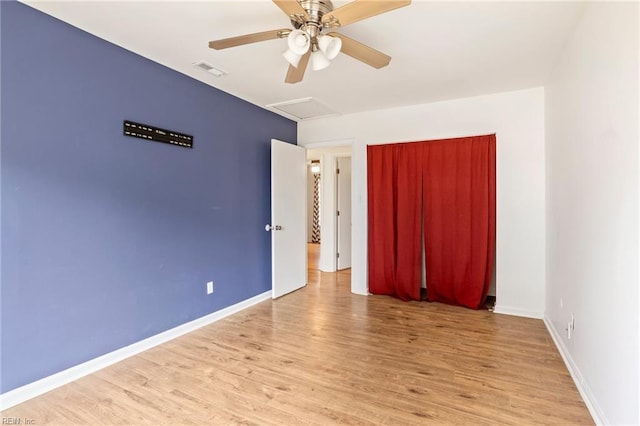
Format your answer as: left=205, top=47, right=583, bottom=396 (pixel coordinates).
left=193, top=61, right=227, bottom=77
left=267, top=97, right=339, bottom=121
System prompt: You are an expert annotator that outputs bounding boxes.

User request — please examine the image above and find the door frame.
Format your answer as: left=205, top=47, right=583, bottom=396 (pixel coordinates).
left=336, top=156, right=352, bottom=270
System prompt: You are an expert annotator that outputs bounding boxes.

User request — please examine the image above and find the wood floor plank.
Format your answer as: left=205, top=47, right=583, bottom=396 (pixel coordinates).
left=1, top=244, right=592, bottom=424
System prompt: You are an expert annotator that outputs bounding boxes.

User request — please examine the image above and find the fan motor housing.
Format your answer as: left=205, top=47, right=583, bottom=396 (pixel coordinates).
left=295, top=0, right=334, bottom=26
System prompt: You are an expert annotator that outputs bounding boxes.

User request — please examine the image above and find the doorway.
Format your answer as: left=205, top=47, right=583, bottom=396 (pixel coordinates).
left=306, top=146, right=352, bottom=273
left=307, top=159, right=322, bottom=272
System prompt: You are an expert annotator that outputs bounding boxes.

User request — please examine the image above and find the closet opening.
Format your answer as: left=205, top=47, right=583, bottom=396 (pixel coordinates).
left=368, top=134, right=496, bottom=310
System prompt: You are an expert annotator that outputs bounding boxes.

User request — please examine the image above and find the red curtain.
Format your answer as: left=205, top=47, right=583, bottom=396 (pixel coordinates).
left=367, top=143, right=422, bottom=300
left=367, top=135, right=495, bottom=309
left=422, top=135, right=496, bottom=308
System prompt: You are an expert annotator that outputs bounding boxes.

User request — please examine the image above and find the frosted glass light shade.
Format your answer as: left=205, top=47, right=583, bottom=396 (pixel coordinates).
left=318, top=35, right=342, bottom=60
left=287, top=29, right=310, bottom=55
left=311, top=50, right=331, bottom=71
left=283, top=49, right=303, bottom=67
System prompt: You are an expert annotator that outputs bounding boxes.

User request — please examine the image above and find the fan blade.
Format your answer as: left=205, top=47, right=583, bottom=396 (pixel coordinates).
left=209, top=29, right=290, bottom=50
left=272, top=0, right=310, bottom=22
left=328, top=32, right=391, bottom=68
left=322, top=0, right=410, bottom=28
left=285, top=51, right=311, bottom=84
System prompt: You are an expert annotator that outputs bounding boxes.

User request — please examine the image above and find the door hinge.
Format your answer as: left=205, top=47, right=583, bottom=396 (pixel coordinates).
left=336, top=168, right=340, bottom=174
left=337, top=252, right=340, bottom=258
left=337, top=210, right=340, bottom=216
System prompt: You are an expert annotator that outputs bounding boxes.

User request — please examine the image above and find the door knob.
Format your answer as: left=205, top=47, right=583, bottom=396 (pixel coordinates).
left=265, top=224, right=282, bottom=231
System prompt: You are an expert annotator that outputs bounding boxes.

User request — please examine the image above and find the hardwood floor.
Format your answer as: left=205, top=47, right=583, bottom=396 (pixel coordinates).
left=308, top=242, right=320, bottom=271
left=2, top=246, right=592, bottom=425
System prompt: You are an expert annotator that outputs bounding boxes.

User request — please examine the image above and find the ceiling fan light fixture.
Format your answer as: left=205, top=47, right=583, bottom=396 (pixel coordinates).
left=208, top=0, right=412, bottom=84
left=283, top=49, right=303, bottom=67
left=318, top=35, right=342, bottom=60
left=287, top=29, right=310, bottom=55
left=311, top=49, right=331, bottom=71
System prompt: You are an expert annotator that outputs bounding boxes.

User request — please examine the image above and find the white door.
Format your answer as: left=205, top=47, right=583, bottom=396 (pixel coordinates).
left=337, top=157, right=352, bottom=270
left=269, top=139, right=307, bottom=298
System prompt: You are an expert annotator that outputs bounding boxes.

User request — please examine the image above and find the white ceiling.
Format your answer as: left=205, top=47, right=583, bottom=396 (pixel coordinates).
left=22, top=0, right=585, bottom=121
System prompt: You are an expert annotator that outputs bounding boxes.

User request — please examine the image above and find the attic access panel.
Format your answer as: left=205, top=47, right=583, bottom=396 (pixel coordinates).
left=267, top=97, right=338, bottom=120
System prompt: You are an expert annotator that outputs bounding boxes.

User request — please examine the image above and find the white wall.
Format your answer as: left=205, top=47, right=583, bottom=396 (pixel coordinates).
left=299, top=88, right=546, bottom=317
left=544, top=2, right=639, bottom=424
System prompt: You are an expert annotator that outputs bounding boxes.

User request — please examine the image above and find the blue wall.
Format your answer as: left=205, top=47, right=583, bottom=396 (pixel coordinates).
left=0, top=2, right=296, bottom=393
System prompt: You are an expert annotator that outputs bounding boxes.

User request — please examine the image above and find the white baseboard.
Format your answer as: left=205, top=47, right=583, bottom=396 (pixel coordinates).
left=543, top=316, right=605, bottom=425
left=493, top=304, right=543, bottom=319
left=0, top=291, right=271, bottom=411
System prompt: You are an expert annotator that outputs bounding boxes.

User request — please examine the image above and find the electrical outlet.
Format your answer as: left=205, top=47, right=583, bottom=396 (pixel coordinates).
left=560, top=298, right=564, bottom=309
left=206, top=281, right=214, bottom=295
left=570, top=313, right=575, bottom=331
left=567, top=313, right=575, bottom=339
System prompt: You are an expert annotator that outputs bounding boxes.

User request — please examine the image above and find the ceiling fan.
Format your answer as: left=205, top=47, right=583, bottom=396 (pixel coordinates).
left=208, top=0, right=411, bottom=84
